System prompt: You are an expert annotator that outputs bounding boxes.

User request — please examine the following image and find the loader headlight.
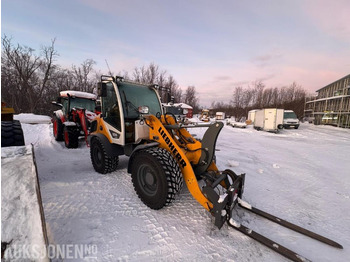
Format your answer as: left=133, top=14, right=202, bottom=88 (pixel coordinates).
left=138, top=106, right=149, bottom=114
left=110, top=130, right=120, bottom=139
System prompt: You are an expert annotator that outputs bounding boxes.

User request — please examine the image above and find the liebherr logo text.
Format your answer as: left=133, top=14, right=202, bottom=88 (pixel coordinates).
left=158, top=127, right=187, bottom=168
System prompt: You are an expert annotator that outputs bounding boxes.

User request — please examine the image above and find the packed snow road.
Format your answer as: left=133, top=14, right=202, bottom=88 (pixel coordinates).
left=21, top=118, right=350, bottom=262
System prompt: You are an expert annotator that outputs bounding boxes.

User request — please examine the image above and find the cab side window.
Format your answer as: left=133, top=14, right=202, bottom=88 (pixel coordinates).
left=62, top=98, right=68, bottom=115
left=102, top=82, right=121, bottom=131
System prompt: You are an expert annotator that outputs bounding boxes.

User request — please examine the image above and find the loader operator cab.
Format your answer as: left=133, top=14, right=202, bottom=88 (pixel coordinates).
left=96, top=76, right=163, bottom=146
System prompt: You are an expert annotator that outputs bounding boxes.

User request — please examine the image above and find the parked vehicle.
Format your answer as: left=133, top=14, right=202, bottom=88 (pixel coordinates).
left=162, top=102, right=187, bottom=123
left=247, top=109, right=259, bottom=125
left=52, top=90, right=99, bottom=148
left=226, top=117, right=247, bottom=128
left=254, top=108, right=284, bottom=132
left=321, top=111, right=338, bottom=126
left=199, top=109, right=210, bottom=122
left=283, top=110, right=300, bottom=129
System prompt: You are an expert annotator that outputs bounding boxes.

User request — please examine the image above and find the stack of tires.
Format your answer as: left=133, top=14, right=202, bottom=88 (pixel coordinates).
left=1, top=120, right=25, bottom=147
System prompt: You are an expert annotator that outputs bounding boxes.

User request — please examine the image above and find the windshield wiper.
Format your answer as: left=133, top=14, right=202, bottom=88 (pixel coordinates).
left=122, top=91, right=139, bottom=115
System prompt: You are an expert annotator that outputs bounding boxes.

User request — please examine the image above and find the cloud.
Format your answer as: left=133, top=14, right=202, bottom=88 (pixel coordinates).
left=251, top=50, right=283, bottom=68
left=213, top=76, right=233, bottom=81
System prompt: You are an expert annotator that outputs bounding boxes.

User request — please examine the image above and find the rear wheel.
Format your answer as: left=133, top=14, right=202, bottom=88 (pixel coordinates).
left=131, top=147, right=183, bottom=209
left=90, top=137, right=119, bottom=174
left=53, top=116, right=63, bottom=141
left=1, top=120, right=25, bottom=147
left=64, top=126, right=79, bottom=148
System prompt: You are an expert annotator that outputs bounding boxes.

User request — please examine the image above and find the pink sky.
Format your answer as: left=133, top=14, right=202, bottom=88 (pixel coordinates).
left=3, top=0, right=350, bottom=106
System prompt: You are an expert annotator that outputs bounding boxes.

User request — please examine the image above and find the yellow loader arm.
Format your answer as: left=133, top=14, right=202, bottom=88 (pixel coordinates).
left=145, top=114, right=245, bottom=228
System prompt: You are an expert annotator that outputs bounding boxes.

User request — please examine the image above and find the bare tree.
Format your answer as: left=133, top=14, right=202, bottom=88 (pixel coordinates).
left=131, top=63, right=181, bottom=103
left=71, top=59, right=96, bottom=92
left=252, top=80, right=265, bottom=108
left=231, top=86, right=244, bottom=108
left=1, top=35, right=59, bottom=113
left=183, top=86, right=199, bottom=112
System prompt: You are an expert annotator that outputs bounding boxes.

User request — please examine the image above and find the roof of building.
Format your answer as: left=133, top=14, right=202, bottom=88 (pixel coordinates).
left=316, top=74, right=350, bottom=92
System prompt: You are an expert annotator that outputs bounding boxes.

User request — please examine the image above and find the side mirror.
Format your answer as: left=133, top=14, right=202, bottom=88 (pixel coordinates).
left=138, top=106, right=149, bottom=114
left=97, top=82, right=107, bottom=97
left=51, top=101, right=63, bottom=108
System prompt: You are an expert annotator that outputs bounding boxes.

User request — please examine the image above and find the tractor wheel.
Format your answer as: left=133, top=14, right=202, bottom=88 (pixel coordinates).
left=63, top=126, right=79, bottom=148
left=1, top=120, right=25, bottom=147
left=131, top=147, right=183, bottom=210
left=90, top=137, right=119, bottom=174
left=53, top=116, right=63, bottom=141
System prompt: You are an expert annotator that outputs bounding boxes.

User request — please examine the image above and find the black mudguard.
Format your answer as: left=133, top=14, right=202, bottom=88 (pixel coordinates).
left=127, top=142, right=160, bottom=173
left=88, top=133, right=124, bottom=157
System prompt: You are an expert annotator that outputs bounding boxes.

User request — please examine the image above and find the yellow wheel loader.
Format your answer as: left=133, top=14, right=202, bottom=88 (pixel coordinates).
left=89, top=76, right=342, bottom=262
left=89, top=76, right=243, bottom=227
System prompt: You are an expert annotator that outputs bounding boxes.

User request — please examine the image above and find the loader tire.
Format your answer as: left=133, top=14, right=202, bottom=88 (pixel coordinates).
left=90, top=137, right=119, bottom=174
left=64, top=126, right=79, bottom=148
left=53, top=116, right=63, bottom=141
left=131, top=147, right=183, bottom=210
left=1, top=121, right=25, bottom=147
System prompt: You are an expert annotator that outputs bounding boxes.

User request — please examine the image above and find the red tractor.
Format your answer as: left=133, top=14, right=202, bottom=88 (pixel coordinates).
left=52, top=91, right=100, bottom=148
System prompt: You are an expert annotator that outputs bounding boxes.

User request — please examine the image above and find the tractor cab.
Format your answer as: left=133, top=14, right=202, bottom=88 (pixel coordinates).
left=54, top=91, right=98, bottom=119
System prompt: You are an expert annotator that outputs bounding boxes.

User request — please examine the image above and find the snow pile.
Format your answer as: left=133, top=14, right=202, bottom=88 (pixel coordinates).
left=227, top=159, right=240, bottom=167
left=1, top=145, right=48, bottom=261
left=14, top=114, right=51, bottom=124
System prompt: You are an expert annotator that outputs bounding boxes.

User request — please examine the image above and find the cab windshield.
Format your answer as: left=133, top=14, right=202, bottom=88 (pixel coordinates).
left=118, top=82, right=162, bottom=118
left=284, top=112, right=297, bottom=119
left=69, top=97, right=96, bottom=112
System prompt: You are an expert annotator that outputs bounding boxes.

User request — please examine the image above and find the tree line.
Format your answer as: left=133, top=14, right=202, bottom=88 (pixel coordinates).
left=1, top=36, right=202, bottom=115
left=211, top=81, right=306, bottom=120
left=2, top=36, right=306, bottom=117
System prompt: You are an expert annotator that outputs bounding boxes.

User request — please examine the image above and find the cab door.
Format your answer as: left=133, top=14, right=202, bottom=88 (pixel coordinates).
left=100, top=81, right=125, bottom=145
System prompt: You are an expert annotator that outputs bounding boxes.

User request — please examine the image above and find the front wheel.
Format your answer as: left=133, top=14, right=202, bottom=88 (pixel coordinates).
left=64, top=126, right=79, bottom=148
left=90, top=137, right=119, bottom=174
left=131, top=147, right=183, bottom=210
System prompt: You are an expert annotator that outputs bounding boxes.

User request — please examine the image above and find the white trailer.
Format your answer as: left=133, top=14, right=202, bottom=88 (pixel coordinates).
left=254, top=108, right=284, bottom=132
left=216, top=112, right=225, bottom=120
left=248, top=109, right=259, bottom=124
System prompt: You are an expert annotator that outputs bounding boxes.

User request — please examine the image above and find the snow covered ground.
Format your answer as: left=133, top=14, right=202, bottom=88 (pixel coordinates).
left=1, top=145, right=48, bottom=261
left=15, top=115, right=350, bottom=261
